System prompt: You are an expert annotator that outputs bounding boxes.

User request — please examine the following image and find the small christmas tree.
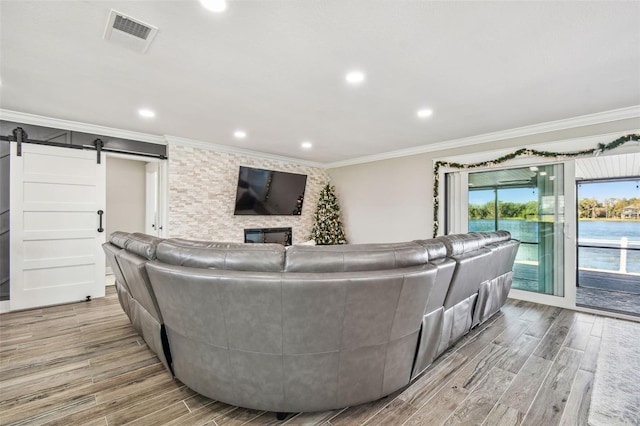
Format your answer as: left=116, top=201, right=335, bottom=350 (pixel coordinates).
left=310, top=184, right=347, bottom=245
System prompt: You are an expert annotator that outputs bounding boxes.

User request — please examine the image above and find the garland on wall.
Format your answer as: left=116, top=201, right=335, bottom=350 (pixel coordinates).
left=432, top=133, right=640, bottom=237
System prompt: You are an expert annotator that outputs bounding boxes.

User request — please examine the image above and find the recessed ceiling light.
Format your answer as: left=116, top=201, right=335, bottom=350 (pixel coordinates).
left=234, top=130, right=247, bottom=139
left=301, top=141, right=312, bottom=149
left=529, top=166, right=539, bottom=171
left=138, top=108, right=155, bottom=118
left=539, top=171, right=547, bottom=176
left=200, top=0, right=227, bottom=12
left=345, top=71, right=365, bottom=84
left=417, top=108, right=433, bottom=118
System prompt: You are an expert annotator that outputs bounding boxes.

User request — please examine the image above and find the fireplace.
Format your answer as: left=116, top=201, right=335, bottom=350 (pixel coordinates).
left=244, top=227, right=292, bottom=246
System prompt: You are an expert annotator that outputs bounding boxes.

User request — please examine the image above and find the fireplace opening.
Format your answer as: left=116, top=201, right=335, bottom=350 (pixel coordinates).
left=244, top=227, right=292, bottom=246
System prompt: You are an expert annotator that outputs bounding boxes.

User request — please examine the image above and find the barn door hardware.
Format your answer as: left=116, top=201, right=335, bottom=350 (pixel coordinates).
left=1, top=126, right=167, bottom=160
left=93, top=138, right=103, bottom=164
left=13, top=127, right=26, bottom=156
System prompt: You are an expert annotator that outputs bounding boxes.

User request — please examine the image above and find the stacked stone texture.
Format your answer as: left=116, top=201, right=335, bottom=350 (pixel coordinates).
left=168, top=144, right=330, bottom=244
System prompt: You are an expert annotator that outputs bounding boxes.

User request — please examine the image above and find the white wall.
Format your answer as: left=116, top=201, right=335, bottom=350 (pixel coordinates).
left=328, top=118, right=640, bottom=243
left=328, top=154, right=432, bottom=243
left=106, top=157, right=146, bottom=237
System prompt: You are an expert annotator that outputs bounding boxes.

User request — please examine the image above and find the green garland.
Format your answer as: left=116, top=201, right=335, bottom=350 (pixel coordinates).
left=432, top=133, right=640, bottom=237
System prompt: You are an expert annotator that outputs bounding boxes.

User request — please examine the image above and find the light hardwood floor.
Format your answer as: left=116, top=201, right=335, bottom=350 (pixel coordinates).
left=0, top=286, right=620, bottom=425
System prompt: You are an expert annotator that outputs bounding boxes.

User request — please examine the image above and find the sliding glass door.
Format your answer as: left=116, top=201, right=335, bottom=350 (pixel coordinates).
left=467, top=164, right=565, bottom=296
left=576, top=178, right=640, bottom=316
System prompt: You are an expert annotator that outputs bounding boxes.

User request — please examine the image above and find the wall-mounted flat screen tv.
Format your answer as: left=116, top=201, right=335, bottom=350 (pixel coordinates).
left=233, top=166, right=307, bottom=215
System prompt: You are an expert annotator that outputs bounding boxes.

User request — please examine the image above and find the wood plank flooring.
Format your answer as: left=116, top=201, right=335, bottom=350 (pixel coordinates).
left=0, top=286, right=634, bottom=425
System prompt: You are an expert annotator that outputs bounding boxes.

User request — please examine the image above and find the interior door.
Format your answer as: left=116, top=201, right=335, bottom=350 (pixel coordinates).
left=145, top=162, right=159, bottom=236
left=10, top=142, right=105, bottom=310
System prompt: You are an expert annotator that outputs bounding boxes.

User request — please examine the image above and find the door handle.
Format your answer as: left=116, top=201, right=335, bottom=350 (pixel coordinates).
left=97, top=210, right=104, bottom=233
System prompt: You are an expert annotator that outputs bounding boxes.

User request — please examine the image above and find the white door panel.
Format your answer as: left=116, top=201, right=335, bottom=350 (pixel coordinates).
left=24, top=264, right=95, bottom=289
left=22, top=202, right=95, bottom=212
left=10, top=142, right=105, bottom=310
left=24, top=238, right=94, bottom=258
left=24, top=254, right=95, bottom=270
left=24, top=181, right=96, bottom=202
left=23, top=151, right=96, bottom=177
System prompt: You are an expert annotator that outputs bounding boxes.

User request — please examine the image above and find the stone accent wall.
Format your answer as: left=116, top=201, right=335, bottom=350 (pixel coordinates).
left=168, top=144, right=330, bottom=244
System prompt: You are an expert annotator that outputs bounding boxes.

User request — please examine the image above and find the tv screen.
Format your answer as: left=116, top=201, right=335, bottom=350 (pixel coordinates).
left=233, top=166, right=307, bottom=215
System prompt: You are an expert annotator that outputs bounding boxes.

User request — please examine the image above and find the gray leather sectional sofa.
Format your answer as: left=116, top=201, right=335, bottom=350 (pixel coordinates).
left=103, top=231, right=519, bottom=414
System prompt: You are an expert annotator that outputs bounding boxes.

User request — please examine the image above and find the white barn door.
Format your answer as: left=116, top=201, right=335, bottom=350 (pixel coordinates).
left=10, top=142, right=105, bottom=310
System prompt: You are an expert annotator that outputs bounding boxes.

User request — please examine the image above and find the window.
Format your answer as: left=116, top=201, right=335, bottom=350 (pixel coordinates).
left=467, top=164, right=565, bottom=296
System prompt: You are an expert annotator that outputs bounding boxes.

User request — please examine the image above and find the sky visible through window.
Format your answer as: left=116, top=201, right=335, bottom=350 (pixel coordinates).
left=470, top=180, right=640, bottom=205
left=578, top=180, right=639, bottom=201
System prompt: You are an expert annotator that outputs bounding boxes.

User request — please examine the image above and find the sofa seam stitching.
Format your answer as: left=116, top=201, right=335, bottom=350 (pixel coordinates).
left=379, top=274, right=407, bottom=397
left=215, top=274, right=235, bottom=403
left=335, top=276, right=350, bottom=407
left=280, top=274, right=286, bottom=409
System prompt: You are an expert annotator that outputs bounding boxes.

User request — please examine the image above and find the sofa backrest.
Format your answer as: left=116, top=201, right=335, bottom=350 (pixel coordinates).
left=145, top=261, right=438, bottom=412
left=116, top=232, right=164, bottom=323
left=436, top=233, right=487, bottom=257
left=436, top=234, right=492, bottom=309
left=471, top=232, right=520, bottom=278
left=470, top=230, right=511, bottom=245
left=109, top=231, right=130, bottom=249
left=103, top=232, right=130, bottom=293
left=413, top=238, right=456, bottom=313
left=125, top=232, right=162, bottom=260
left=283, top=242, right=428, bottom=273
left=157, top=238, right=285, bottom=272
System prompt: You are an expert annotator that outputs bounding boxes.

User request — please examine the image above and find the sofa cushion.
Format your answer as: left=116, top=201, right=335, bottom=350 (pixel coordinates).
left=156, top=238, right=285, bottom=272
left=436, top=233, right=486, bottom=256
left=109, top=231, right=130, bottom=249
left=284, top=242, right=428, bottom=272
left=412, top=239, right=447, bottom=260
left=469, top=230, right=511, bottom=245
left=125, top=233, right=163, bottom=260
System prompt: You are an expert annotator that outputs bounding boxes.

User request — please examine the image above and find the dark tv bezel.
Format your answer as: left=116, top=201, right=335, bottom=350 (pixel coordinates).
left=233, top=166, right=308, bottom=216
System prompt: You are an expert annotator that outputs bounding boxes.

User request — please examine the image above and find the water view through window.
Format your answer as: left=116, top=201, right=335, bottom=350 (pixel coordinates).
left=468, top=164, right=564, bottom=296
left=576, top=179, right=640, bottom=316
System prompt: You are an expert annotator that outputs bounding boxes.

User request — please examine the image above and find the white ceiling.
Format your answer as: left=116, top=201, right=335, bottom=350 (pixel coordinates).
left=576, top=153, right=640, bottom=181
left=1, top=1, right=639, bottom=164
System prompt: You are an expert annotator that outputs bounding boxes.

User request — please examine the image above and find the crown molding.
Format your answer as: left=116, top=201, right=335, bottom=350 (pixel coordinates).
left=0, top=109, right=166, bottom=145
left=3, top=106, right=637, bottom=169
left=165, top=135, right=324, bottom=168
left=326, top=105, right=640, bottom=169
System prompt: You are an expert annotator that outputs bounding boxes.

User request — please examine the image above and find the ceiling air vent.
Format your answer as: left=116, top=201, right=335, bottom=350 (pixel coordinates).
left=103, top=10, right=158, bottom=54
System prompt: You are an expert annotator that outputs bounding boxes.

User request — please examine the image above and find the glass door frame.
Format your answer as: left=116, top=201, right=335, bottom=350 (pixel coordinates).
left=438, top=158, right=578, bottom=310
left=575, top=177, right=640, bottom=314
